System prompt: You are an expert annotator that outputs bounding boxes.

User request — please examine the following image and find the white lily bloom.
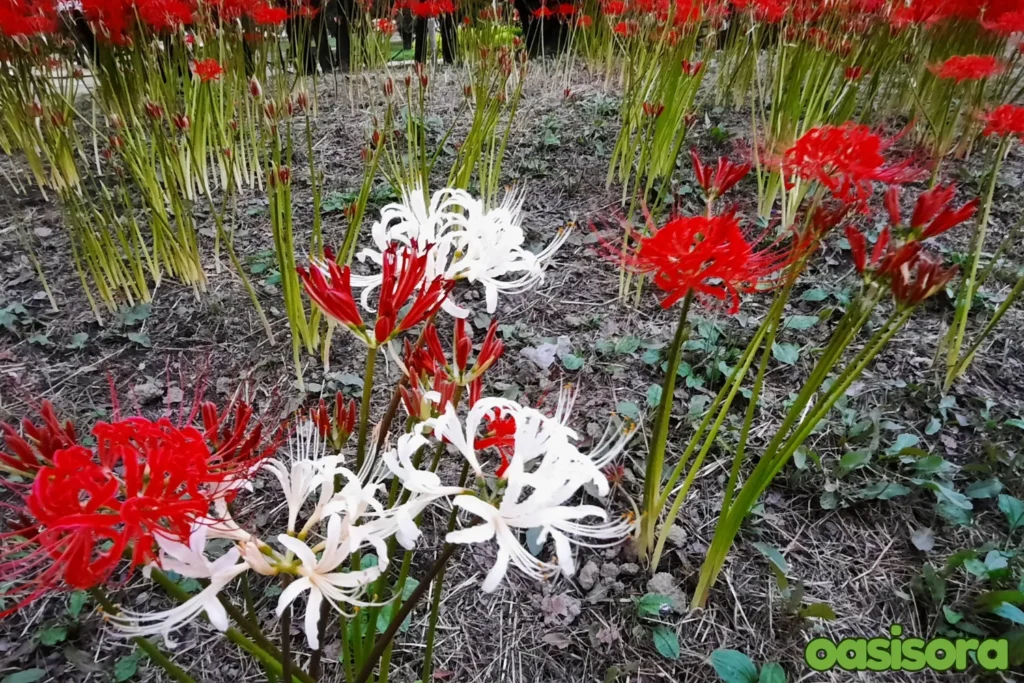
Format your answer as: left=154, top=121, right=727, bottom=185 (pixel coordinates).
left=351, top=186, right=569, bottom=317
left=439, top=391, right=633, bottom=592
left=276, top=515, right=382, bottom=649
left=149, top=525, right=222, bottom=579
left=383, top=432, right=467, bottom=498
left=110, top=548, right=250, bottom=647
left=262, top=423, right=337, bottom=534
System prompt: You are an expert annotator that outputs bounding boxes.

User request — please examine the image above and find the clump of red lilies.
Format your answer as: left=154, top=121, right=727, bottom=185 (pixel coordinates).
left=0, top=398, right=280, bottom=616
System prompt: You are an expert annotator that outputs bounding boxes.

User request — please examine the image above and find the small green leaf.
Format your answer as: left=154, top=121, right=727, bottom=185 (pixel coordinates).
left=942, top=606, right=963, bottom=624
left=126, top=332, right=151, bottom=348
left=614, top=336, right=641, bottom=354
left=646, top=385, right=663, bottom=407
left=2, top=670, right=46, bottom=683
left=616, top=401, right=640, bottom=420
left=886, top=433, right=920, bottom=454
left=114, top=650, right=145, bottom=681
left=801, top=288, right=829, bottom=302
left=635, top=593, right=674, bottom=617
left=758, top=662, right=787, bottom=683
left=68, top=591, right=87, bottom=618
left=839, top=449, right=872, bottom=474
left=912, top=479, right=973, bottom=510
left=1004, top=418, right=1024, bottom=430
left=0, top=309, right=18, bottom=332
left=925, top=417, right=941, bottom=435
left=858, top=481, right=910, bottom=500
left=783, top=315, right=818, bottom=330
left=38, top=624, right=67, bottom=645
left=641, top=348, right=661, bottom=365
left=993, top=602, right=1024, bottom=625
left=120, top=303, right=152, bottom=326
left=401, top=577, right=420, bottom=601
left=561, top=353, right=585, bottom=371
left=709, top=649, right=758, bottom=683
left=998, top=494, right=1024, bottom=533
left=27, top=334, right=51, bottom=347
left=360, top=554, right=379, bottom=570
left=771, top=342, right=799, bottom=365
left=965, top=478, right=1003, bottom=499
left=799, top=603, right=837, bottom=620
left=751, top=542, right=788, bottom=576
left=66, top=332, right=89, bottom=350
left=651, top=626, right=679, bottom=660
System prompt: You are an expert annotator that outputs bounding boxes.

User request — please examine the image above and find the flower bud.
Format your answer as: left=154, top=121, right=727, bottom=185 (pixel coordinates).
left=249, top=76, right=262, bottom=98
left=144, top=101, right=163, bottom=120
left=383, top=77, right=393, bottom=97
left=296, top=91, right=309, bottom=111
left=172, top=113, right=190, bottom=131
left=277, top=166, right=291, bottom=184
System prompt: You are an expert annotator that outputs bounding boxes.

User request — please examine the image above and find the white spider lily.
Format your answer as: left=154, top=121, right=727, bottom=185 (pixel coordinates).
left=439, top=391, right=633, bottom=592
left=383, top=432, right=467, bottom=498
left=262, top=423, right=338, bottom=534
left=351, top=186, right=569, bottom=317
left=148, top=525, right=223, bottom=579
left=110, top=549, right=250, bottom=647
left=276, top=515, right=382, bottom=649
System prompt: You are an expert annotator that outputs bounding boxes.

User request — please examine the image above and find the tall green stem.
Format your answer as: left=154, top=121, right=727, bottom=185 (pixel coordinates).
left=944, top=137, right=1009, bottom=392
left=639, top=291, right=693, bottom=559
left=355, top=346, right=379, bottom=470
left=354, top=544, right=458, bottom=683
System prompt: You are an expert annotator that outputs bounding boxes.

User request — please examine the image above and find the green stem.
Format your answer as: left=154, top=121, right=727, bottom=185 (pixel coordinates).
left=280, top=576, right=293, bottom=683
left=421, top=461, right=470, bottom=682
left=640, top=291, right=693, bottom=559
left=944, top=137, right=1009, bottom=391
left=88, top=588, right=197, bottom=683
left=354, top=544, right=457, bottom=683
left=355, top=346, right=379, bottom=470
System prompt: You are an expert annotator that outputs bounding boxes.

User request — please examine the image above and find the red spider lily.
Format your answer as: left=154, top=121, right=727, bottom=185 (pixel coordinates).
left=689, top=149, right=751, bottom=201
left=0, top=406, right=274, bottom=615
left=885, top=185, right=978, bottom=240
left=1, top=401, right=76, bottom=476
left=783, top=123, right=921, bottom=204
left=533, top=2, right=555, bottom=18
left=374, top=17, right=397, bottom=32
left=575, top=14, right=592, bottom=27
left=477, top=408, right=516, bottom=478
left=251, top=4, right=289, bottom=24
left=681, top=59, right=704, bottom=76
left=928, top=54, right=1003, bottom=84
left=135, top=0, right=193, bottom=31
left=982, top=104, right=1024, bottom=138
left=310, top=392, right=357, bottom=450
left=642, top=101, right=665, bottom=118
left=401, top=367, right=457, bottom=422
left=890, top=252, right=958, bottom=307
left=297, top=3, right=319, bottom=18
left=409, top=0, right=453, bottom=18
left=191, top=58, right=224, bottom=82
left=845, top=225, right=891, bottom=274
left=297, top=259, right=366, bottom=336
left=844, top=66, right=864, bottom=81
left=556, top=3, right=576, bottom=18
left=612, top=212, right=795, bottom=312
left=982, top=9, right=1024, bottom=35
left=374, top=243, right=454, bottom=345
left=602, top=0, right=626, bottom=16
left=0, top=0, right=57, bottom=37
left=612, top=20, right=636, bottom=36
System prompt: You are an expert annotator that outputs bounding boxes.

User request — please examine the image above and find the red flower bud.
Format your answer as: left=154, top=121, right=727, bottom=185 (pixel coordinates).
left=383, top=77, right=393, bottom=97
